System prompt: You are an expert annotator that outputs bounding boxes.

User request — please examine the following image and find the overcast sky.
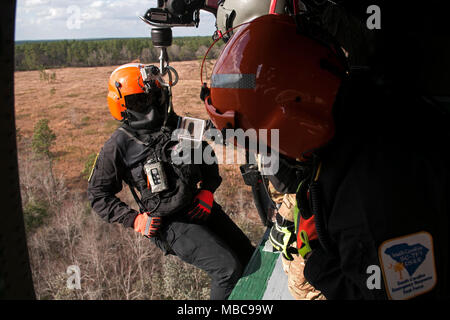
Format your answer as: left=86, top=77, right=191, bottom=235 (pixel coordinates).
left=15, top=0, right=217, bottom=41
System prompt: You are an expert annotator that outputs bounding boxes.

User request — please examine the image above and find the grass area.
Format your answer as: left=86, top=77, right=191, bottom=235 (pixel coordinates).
left=16, top=113, right=31, bottom=120
left=104, top=118, right=121, bottom=134
left=14, top=63, right=267, bottom=300
left=80, top=116, right=91, bottom=127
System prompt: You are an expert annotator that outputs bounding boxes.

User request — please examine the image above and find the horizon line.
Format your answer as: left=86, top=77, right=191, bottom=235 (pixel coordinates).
left=15, top=35, right=213, bottom=43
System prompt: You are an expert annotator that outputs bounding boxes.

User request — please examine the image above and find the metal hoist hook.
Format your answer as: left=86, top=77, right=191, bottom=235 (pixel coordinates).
left=157, top=47, right=179, bottom=115
left=139, top=50, right=179, bottom=115
left=157, top=47, right=179, bottom=88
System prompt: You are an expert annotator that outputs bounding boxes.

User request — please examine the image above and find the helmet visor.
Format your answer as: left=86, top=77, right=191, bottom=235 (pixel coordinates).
left=124, top=93, right=154, bottom=114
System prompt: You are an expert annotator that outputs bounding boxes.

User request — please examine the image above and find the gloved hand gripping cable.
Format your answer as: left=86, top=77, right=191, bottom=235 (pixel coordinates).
left=129, top=184, right=162, bottom=238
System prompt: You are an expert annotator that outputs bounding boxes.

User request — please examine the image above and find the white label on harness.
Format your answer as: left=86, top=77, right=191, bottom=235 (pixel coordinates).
left=379, top=231, right=437, bottom=300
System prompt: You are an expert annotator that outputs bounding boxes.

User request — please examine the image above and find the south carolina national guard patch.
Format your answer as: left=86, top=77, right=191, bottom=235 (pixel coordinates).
left=379, top=231, right=437, bottom=300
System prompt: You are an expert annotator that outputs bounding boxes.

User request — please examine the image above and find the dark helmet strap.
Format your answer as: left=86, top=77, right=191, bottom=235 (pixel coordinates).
left=115, top=81, right=123, bottom=98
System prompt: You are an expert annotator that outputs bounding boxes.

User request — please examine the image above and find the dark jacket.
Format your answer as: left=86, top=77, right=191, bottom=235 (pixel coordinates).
left=87, top=122, right=222, bottom=229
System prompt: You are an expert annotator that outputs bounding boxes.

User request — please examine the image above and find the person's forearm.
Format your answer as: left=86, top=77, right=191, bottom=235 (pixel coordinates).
left=89, top=192, right=139, bottom=228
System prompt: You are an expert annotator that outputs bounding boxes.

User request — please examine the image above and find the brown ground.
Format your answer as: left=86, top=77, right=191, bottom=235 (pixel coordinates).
left=14, top=60, right=262, bottom=223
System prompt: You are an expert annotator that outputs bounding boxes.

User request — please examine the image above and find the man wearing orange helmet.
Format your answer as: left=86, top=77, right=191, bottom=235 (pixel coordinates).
left=205, top=1, right=450, bottom=300
left=87, top=63, right=255, bottom=300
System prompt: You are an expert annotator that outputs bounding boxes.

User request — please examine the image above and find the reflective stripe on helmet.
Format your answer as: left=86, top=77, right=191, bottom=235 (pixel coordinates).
left=211, top=74, right=256, bottom=89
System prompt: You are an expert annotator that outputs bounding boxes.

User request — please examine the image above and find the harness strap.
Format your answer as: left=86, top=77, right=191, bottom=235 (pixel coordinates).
left=128, top=184, right=147, bottom=213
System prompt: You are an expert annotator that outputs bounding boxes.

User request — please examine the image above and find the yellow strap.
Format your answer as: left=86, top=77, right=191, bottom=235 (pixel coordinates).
left=88, top=153, right=100, bottom=182
left=295, top=161, right=322, bottom=258
left=314, top=162, right=322, bottom=182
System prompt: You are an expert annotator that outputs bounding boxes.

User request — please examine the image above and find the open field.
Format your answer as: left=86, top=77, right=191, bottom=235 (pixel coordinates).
left=14, top=59, right=260, bottom=221
left=14, top=61, right=265, bottom=299
left=15, top=61, right=213, bottom=188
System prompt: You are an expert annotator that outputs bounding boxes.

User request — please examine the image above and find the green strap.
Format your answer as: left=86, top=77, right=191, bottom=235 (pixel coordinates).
left=298, top=230, right=312, bottom=258
left=293, top=180, right=303, bottom=232
left=293, top=180, right=313, bottom=258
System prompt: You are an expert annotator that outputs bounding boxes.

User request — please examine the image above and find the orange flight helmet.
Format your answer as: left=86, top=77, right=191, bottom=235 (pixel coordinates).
left=205, top=14, right=346, bottom=160
left=107, top=63, right=146, bottom=121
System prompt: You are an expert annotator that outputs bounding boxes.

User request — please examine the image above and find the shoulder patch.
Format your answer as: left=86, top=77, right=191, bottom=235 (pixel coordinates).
left=378, top=231, right=437, bottom=300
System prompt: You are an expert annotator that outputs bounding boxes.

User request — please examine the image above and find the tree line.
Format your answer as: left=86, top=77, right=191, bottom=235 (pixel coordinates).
left=15, top=37, right=224, bottom=71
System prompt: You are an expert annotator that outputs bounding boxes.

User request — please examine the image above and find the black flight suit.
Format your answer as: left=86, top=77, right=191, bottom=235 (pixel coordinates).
left=87, top=122, right=255, bottom=300
left=282, top=1, right=450, bottom=300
